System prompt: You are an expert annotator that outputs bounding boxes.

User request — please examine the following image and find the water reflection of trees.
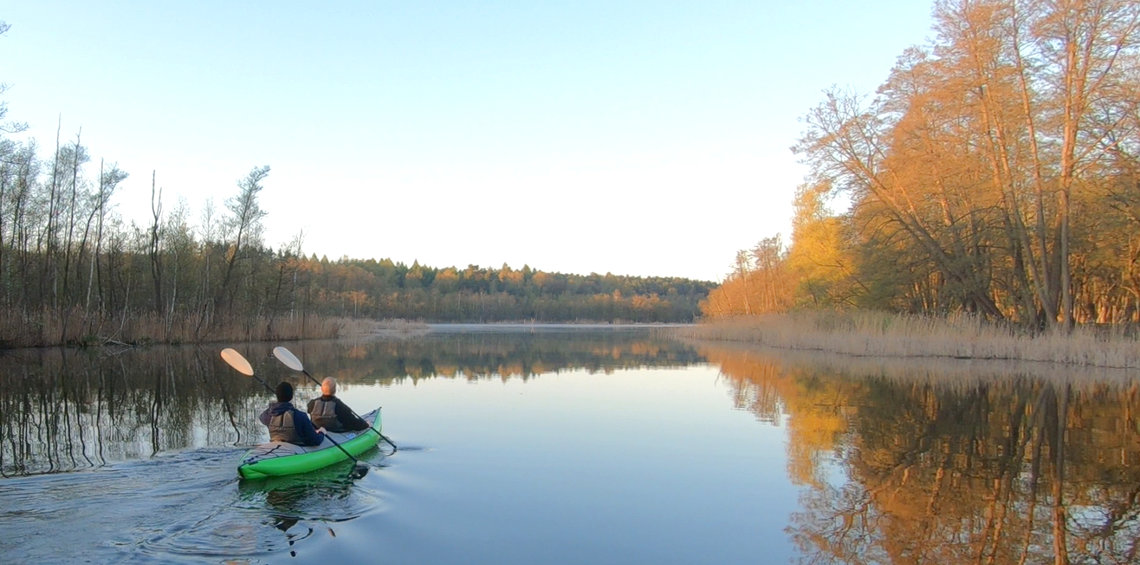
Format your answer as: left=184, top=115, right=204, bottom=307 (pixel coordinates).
left=0, top=346, right=264, bottom=476
left=275, top=330, right=705, bottom=384
left=702, top=345, right=1140, bottom=564
left=1, top=330, right=702, bottom=476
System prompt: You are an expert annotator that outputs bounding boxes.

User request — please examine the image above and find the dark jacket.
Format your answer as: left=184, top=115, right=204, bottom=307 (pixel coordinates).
left=307, top=395, right=369, bottom=432
left=259, top=401, right=325, bottom=446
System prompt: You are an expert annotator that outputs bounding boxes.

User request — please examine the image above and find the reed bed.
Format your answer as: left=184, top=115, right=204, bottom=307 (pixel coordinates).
left=695, top=339, right=1139, bottom=388
left=674, top=312, right=1140, bottom=370
left=0, top=307, right=353, bottom=348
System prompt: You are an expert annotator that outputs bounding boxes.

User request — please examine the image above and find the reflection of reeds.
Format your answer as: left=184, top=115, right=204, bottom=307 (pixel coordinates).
left=677, top=312, right=1140, bottom=370
left=698, top=340, right=1139, bottom=387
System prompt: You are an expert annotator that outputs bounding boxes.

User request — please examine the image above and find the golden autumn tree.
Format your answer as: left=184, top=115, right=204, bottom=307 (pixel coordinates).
left=791, top=0, right=1140, bottom=326
left=785, top=182, right=862, bottom=308
left=700, top=236, right=793, bottom=318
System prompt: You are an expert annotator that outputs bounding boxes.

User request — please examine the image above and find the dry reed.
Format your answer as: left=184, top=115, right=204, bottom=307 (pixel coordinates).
left=0, top=307, right=356, bottom=348
left=675, top=312, right=1140, bottom=370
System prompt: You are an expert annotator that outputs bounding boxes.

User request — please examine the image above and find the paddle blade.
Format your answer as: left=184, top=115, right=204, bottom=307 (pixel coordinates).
left=350, top=463, right=369, bottom=479
left=220, top=348, right=255, bottom=376
left=272, top=346, right=305, bottom=372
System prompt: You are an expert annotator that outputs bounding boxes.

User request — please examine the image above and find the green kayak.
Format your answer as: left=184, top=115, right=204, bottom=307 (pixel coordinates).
left=238, top=407, right=383, bottom=479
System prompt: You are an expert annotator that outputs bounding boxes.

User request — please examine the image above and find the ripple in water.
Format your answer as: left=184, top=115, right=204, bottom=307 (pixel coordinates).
left=0, top=447, right=388, bottom=563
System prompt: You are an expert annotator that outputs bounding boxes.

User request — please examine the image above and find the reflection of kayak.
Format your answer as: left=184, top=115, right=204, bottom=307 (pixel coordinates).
left=238, top=408, right=382, bottom=479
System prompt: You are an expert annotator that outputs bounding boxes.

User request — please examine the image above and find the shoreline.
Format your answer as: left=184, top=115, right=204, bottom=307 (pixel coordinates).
left=671, top=312, right=1140, bottom=371
left=0, top=313, right=688, bottom=349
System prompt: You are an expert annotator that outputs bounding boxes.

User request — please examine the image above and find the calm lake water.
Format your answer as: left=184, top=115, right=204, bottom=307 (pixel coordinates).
left=1, top=325, right=1137, bottom=563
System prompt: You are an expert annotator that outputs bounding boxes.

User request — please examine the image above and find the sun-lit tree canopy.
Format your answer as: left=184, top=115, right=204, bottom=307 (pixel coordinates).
left=707, top=0, right=1140, bottom=327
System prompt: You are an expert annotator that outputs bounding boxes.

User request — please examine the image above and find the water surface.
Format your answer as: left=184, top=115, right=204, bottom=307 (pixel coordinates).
left=1, top=326, right=1137, bottom=563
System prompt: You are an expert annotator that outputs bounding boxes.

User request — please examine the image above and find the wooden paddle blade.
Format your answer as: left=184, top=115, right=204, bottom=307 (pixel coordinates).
left=220, top=348, right=255, bottom=376
left=272, top=346, right=305, bottom=372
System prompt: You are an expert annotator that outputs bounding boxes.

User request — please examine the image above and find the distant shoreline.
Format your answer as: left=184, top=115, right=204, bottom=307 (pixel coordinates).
left=0, top=313, right=693, bottom=349
left=355, top=320, right=697, bottom=339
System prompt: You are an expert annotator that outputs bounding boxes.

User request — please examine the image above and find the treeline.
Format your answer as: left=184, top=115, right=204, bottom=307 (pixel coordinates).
left=0, top=65, right=710, bottom=344
left=705, top=0, right=1140, bottom=329
left=298, top=258, right=712, bottom=323
left=0, top=142, right=711, bottom=346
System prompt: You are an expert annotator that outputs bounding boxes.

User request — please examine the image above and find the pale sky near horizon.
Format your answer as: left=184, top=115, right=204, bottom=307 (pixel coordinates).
left=1, top=1, right=933, bottom=282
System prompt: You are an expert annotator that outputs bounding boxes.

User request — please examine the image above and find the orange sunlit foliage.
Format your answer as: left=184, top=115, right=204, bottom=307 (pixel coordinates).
left=702, top=181, right=866, bottom=319
left=785, top=182, right=861, bottom=308
left=709, top=0, right=1140, bottom=327
left=701, top=239, right=795, bottom=318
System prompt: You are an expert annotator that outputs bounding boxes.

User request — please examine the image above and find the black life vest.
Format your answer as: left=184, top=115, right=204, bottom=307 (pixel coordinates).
left=310, top=397, right=343, bottom=432
left=266, top=408, right=304, bottom=444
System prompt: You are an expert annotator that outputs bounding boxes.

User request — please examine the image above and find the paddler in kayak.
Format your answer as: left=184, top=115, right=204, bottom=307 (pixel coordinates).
left=259, top=381, right=327, bottom=446
left=307, top=377, right=370, bottom=432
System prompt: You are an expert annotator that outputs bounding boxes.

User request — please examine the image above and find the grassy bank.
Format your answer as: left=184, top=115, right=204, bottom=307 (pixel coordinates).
left=673, top=312, right=1140, bottom=370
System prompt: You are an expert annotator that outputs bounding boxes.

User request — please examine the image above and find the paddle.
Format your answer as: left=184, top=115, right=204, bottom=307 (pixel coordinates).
left=272, top=345, right=398, bottom=453
left=220, top=348, right=369, bottom=479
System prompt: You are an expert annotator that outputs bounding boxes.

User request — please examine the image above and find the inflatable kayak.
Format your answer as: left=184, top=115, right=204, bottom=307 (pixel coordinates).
left=238, top=407, right=383, bottom=479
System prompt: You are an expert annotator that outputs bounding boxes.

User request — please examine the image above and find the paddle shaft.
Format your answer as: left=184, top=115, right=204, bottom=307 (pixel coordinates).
left=247, top=372, right=275, bottom=395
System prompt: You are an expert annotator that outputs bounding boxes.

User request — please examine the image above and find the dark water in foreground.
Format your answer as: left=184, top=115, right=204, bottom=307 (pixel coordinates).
left=1, top=326, right=1138, bottom=563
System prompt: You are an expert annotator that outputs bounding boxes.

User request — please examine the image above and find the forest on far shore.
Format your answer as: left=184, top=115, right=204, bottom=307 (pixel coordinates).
left=0, top=156, right=713, bottom=347
left=0, top=144, right=714, bottom=348
left=0, top=21, right=714, bottom=348
left=294, top=256, right=713, bottom=323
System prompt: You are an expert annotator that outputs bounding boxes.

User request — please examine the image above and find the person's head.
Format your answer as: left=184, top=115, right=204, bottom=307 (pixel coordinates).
left=321, top=377, right=337, bottom=396
left=275, top=381, right=294, bottom=402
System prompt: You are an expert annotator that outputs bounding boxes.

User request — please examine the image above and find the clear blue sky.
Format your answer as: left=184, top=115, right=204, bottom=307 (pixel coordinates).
left=2, top=1, right=933, bottom=282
